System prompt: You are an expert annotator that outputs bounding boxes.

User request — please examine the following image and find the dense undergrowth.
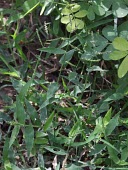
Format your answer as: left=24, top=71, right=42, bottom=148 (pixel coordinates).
left=0, top=0, right=128, bottom=169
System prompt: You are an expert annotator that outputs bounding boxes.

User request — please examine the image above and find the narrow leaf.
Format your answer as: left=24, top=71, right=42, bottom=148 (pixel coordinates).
left=105, top=113, right=119, bottom=136
left=24, top=125, right=34, bottom=156
left=103, top=108, right=112, bottom=126
left=38, top=47, right=66, bottom=54
left=15, top=96, right=26, bottom=124
left=19, top=79, right=32, bottom=100
left=25, top=99, right=41, bottom=125
left=44, top=111, right=54, bottom=132
left=9, top=125, right=20, bottom=148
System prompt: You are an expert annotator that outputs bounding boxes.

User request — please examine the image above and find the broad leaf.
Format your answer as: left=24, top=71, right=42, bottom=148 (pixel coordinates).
left=112, top=37, right=128, bottom=51
left=93, top=4, right=106, bottom=16
left=47, top=82, right=59, bottom=100
left=66, top=19, right=84, bottom=32
left=118, top=56, right=128, bottom=78
left=110, top=50, right=128, bottom=60
left=71, top=4, right=81, bottom=12
left=61, top=7, right=72, bottom=15
left=102, top=25, right=117, bottom=41
left=22, top=0, right=39, bottom=14
left=75, top=10, right=87, bottom=18
left=60, top=49, right=75, bottom=65
left=87, top=6, right=95, bottom=20
left=61, top=15, right=73, bottom=24
left=112, top=1, right=128, bottom=18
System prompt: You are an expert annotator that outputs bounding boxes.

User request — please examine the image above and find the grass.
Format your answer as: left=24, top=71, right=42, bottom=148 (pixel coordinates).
left=0, top=0, right=128, bottom=170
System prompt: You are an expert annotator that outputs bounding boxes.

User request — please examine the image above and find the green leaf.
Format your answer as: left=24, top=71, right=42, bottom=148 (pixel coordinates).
left=4, top=161, right=12, bottom=170
left=102, top=0, right=113, bottom=10
left=118, top=56, right=128, bottom=78
left=24, top=125, right=34, bottom=156
left=93, top=4, right=106, bottom=16
left=19, top=79, right=32, bottom=101
left=102, top=25, right=117, bottom=41
left=86, top=65, right=107, bottom=72
left=75, top=10, right=87, bottom=18
left=25, top=99, right=41, bottom=125
left=7, top=13, right=24, bottom=24
left=0, top=69, right=19, bottom=77
left=71, top=4, right=81, bottom=12
left=44, top=111, right=54, bottom=132
left=100, top=139, right=119, bottom=153
left=105, top=93, right=124, bottom=101
left=53, top=20, right=59, bottom=35
left=38, top=47, right=66, bottom=54
left=69, top=120, right=81, bottom=138
left=109, top=50, right=128, bottom=60
left=61, top=7, right=72, bottom=15
left=15, top=96, right=26, bottom=124
left=87, top=6, right=95, bottom=20
left=121, top=147, right=128, bottom=161
left=105, top=113, right=119, bottom=136
left=61, top=15, right=73, bottom=24
left=9, top=125, right=20, bottom=148
left=35, top=138, right=48, bottom=145
left=38, top=154, right=45, bottom=169
left=103, top=108, right=112, bottom=127
left=103, top=44, right=114, bottom=60
left=47, top=82, right=59, bottom=100
left=112, top=1, right=128, bottom=18
left=66, top=164, right=82, bottom=170
left=118, top=21, right=128, bottom=33
left=112, top=37, right=128, bottom=51
left=22, top=0, right=39, bottom=14
left=90, top=144, right=106, bottom=156
left=3, top=138, right=10, bottom=162
left=60, top=49, right=75, bottom=65
left=107, top=146, right=120, bottom=164
left=44, top=146, right=67, bottom=155
left=0, top=55, right=20, bottom=76
left=74, top=19, right=85, bottom=29
left=66, top=21, right=76, bottom=33
left=66, top=19, right=84, bottom=32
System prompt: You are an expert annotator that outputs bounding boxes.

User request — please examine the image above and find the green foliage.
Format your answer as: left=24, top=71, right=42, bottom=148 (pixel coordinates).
left=61, top=3, right=87, bottom=32
left=110, top=37, right=128, bottom=78
left=1, top=0, right=128, bottom=169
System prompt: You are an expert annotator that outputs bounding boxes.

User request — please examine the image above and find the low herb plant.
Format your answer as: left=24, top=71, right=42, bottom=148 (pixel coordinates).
left=0, top=0, right=128, bottom=170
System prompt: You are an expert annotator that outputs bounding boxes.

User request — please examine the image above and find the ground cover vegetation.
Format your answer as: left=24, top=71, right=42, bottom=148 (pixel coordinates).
left=0, top=0, right=128, bottom=169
